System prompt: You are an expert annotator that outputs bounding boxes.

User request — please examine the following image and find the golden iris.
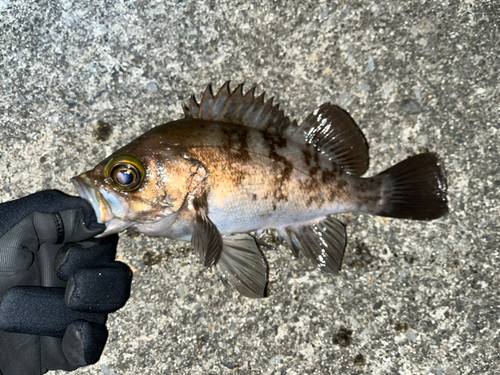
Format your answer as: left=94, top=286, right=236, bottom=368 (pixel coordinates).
left=106, top=155, right=145, bottom=191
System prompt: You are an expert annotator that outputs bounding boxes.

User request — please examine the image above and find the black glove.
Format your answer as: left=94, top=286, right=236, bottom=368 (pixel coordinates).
left=0, top=190, right=132, bottom=375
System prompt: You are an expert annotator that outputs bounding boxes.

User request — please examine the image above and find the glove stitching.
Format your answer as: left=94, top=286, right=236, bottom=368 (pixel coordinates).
left=52, top=212, right=65, bottom=245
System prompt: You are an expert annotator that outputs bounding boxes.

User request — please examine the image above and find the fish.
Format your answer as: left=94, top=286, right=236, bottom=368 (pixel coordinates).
left=71, top=82, right=448, bottom=298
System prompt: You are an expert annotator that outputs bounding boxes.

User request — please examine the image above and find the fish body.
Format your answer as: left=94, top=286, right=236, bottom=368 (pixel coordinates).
left=72, top=82, right=448, bottom=298
left=105, top=119, right=363, bottom=237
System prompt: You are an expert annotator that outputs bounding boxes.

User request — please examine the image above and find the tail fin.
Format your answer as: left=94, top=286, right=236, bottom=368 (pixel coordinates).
left=375, top=153, right=448, bottom=220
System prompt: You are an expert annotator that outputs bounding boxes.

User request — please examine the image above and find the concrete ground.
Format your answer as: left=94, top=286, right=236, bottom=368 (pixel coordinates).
left=1, top=1, right=499, bottom=374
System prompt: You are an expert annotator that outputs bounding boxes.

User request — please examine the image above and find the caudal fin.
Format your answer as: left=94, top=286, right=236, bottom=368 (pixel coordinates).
left=375, top=153, right=448, bottom=220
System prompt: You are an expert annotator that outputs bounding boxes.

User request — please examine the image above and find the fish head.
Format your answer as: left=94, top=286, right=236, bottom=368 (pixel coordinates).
left=72, top=137, right=205, bottom=236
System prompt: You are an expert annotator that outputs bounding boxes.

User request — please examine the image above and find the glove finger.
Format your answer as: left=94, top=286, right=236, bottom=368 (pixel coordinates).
left=55, top=234, right=119, bottom=281
left=65, top=262, right=132, bottom=313
left=62, top=320, right=108, bottom=367
left=0, top=190, right=103, bottom=237
left=0, top=286, right=106, bottom=338
left=34, top=209, right=104, bottom=247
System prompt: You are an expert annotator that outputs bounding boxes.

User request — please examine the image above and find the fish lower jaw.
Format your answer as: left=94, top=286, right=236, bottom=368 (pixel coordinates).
left=71, top=175, right=121, bottom=228
left=71, top=175, right=106, bottom=223
left=98, top=218, right=135, bottom=237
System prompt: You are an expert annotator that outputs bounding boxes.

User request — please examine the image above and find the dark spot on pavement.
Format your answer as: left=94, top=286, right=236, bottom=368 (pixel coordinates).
left=142, top=251, right=164, bottom=266
left=394, top=321, right=409, bottom=333
left=404, top=253, right=415, bottom=264
left=94, top=121, right=113, bottom=141
left=354, top=353, right=366, bottom=366
left=400, top=99, right=421, bottom=114
left=344, top=241, right=374, bottom=268
left=332, top=328, right=353, bottom=347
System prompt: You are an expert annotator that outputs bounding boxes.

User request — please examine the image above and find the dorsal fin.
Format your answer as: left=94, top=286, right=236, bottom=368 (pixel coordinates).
left=183, top=81, right=298, bottom=134
left=292, top=104, right=369, bottom=176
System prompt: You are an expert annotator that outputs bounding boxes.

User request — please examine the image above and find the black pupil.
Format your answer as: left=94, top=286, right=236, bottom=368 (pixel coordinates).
left=116, top=169, right=135, bottom=185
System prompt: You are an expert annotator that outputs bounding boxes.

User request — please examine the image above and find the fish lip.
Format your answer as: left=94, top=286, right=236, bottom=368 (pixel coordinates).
left=71, top=174, right=107, bottom=224
left=71, top=175, right=133, bottom=236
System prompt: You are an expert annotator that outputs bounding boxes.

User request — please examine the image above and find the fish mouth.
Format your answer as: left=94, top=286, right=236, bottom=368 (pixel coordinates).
left=71, top=174, right=109, bottom=224
left=71, top=174, right=134, bottom=236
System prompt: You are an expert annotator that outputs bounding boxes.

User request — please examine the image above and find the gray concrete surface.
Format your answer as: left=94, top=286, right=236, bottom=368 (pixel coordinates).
left=1, top=1, right=499, bottom=374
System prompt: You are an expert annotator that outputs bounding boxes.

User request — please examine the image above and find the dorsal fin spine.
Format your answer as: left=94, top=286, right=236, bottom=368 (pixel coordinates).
left=209, top=82, right=230, bottom=120
left=259, top=100, right=278, bottom=131
left=234, top=87, right=256, bottom=120
left=220, top=82, right=244, bottom=119
left=189, top=95, right=200, bottom=117
left=198, top=85, right=214, bottom=118
left=255, top=97, right=274, bottom=125
left=184, top=82, right=296, bottom=135
left=241, top=92, right=265, bottom=125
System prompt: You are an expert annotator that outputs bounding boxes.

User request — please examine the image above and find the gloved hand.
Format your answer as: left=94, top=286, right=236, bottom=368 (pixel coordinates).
left=0, top=190, right=132, bottom=375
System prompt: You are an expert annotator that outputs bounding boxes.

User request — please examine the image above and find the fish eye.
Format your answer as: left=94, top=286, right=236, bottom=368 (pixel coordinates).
left=106, top=155, right=145, bottom=191
left=110, top=164, right=140, bottom=189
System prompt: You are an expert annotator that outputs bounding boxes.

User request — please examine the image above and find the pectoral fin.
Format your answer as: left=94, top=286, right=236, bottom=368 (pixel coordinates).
left=191, top=194, right=222, bottom=267
left=216, top=234, right=269, bottom=298
left=279, top=216, right=347, bottom=273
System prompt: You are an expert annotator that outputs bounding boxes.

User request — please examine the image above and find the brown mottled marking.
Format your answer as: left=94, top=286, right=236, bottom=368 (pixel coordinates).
left=264, top=133, right=293, bottom=205
left=221, top=126, right=251, bottom=162
left=337, top=179, right=348, bottom=189
left=305, top=194, right=326, bottom=208
left=321, top=169, right=336, bottom=184
left=300, top=177, right=325, bottom=208
left=299, top=177, right=321, bottom=193
left=305, top=197, right=314, bottom=208
left=252, top=194, right=257, bottom=201
left=232, top=168, right=248, bottom=185
left=327, top=190, right=336, bottom=202
left=356, top=178, right=382, bottom=193
left=353, top=178, right=384, bottom=211
left=308, top=151, right=321, bottom=176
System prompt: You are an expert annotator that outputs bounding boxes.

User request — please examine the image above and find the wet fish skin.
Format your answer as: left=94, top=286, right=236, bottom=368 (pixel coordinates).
left=72, top=82, right=448, bottom=298
left=75, top=119, right=363, bottom=236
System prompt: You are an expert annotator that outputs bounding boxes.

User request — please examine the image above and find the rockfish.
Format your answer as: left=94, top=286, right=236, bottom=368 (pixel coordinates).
left=72, top=82, right=448, bottom=298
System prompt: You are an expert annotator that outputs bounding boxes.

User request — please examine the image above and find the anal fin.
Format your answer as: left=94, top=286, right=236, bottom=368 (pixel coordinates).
left=216, top=234, right=268, bottom=298
left=279, top=216, right=347, bottom=273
